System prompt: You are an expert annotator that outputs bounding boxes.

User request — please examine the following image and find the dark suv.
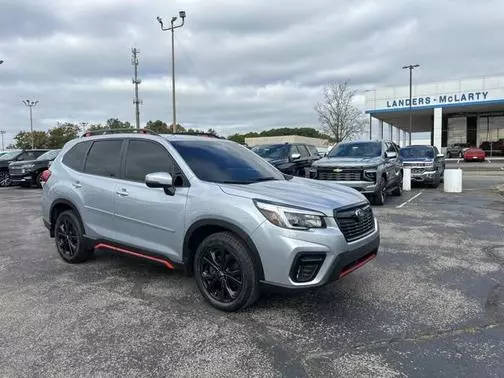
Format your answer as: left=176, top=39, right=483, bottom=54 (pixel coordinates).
left=0, top=149, right=49, bottom=187
left=9, top=149, right=61, bottom=187
left=251, top=143, right=320, bottom=176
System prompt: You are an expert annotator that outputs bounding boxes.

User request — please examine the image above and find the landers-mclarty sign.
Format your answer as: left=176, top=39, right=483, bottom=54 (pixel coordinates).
left=386, top=91, right=489, bottom=108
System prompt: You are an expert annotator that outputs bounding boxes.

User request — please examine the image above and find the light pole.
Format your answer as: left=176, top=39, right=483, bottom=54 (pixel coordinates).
left=157, top=10, right=186, bottom=133
left=402, top=64, right=419, bottom=145
left=22, top=99, right=39, bottom=149
left=0, top=130, right=5, bottom=150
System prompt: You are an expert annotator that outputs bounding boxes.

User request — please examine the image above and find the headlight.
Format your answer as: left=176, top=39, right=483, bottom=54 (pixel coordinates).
left=363, top=169, right=377, bottom=181
left=254, top=200, right=326, bottom=230
left=21, top=164, right=35, bottom=169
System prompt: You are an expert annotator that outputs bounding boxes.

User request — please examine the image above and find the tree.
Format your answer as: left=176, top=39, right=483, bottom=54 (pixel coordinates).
left=146, top=120, right=186, bottom=133
left=11, top=131, right=49, bottom=149
left=46, top=122, right=80, bottom=148
left=315, top=81, right=366, bottom=143
left=106, top=118, right=133, bottom=129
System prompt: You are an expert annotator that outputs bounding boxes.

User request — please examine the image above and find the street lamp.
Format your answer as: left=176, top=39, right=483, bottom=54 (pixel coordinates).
left=157, top=10, right=186, bottom=133
left=22, top=99, right=39, bottom=149
left=402, top=64, right=420, bottom=145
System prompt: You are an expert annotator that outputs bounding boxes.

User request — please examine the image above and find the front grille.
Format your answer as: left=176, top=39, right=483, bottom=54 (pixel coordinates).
left=403, top=162, right=429, bottom=167
left=411, top=168, right=424, bottom=174
left=317, top=169, right=362, bottom=181
left=9, top=168, right=23, bottom=175
left=334, top=204, right=375, bottom=242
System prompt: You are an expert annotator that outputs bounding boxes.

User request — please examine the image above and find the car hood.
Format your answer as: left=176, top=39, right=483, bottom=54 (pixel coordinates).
left=313, top=156, right=383, bottom=168
left=8, top=159, right=38, bottom=167
left=219, top=177, right=367, bottom=216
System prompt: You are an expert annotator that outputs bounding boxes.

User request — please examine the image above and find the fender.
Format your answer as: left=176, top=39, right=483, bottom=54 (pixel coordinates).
left=183, top=219, right=265, bottom=280
left=49, top=198, right=86, bottom=237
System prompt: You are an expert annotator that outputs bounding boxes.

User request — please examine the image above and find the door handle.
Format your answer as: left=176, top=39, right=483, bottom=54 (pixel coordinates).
left=72, top=182, right=82, bottom=188
left=116, top=189, right=129, bottom=197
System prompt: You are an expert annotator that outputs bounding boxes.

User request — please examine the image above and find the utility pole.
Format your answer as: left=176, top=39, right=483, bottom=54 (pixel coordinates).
left=157, top=11, right=186, bottom=133
left=22, top=99, right=39, bottom=149
left=131, top=48, right=142, bottom=129
left=402, top=64, right=420, bottom=145
left=0, top=130, right=5, bottom=151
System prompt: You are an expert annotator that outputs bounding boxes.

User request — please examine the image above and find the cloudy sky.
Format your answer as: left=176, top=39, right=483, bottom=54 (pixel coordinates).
left=1, top=0, right=504, bottom=146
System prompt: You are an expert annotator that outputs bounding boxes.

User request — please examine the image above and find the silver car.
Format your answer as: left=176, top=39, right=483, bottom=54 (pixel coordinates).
left=41, top=131, right=380, bottom=311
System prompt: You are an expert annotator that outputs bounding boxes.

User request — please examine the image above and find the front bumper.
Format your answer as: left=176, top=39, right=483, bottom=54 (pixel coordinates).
left=321, top=180, right=378, bottom=194
left=10, top=173, right=35, bottom=185
left=410, top=170, right=438, bottom=183
left=252, top=216, right=380, bottom=289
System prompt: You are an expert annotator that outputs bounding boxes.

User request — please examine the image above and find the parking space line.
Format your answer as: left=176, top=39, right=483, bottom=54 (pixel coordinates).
left=396, top=192, right=423, bottom=208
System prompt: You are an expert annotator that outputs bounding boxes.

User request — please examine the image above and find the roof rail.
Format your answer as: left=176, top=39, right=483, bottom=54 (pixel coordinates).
left=82, top=128, right=159, bottom=137
left=165, top=132, right=223, bottom=139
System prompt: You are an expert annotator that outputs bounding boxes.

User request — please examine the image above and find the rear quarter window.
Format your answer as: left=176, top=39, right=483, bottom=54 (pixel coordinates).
left=62, top=141, right=91, bottom=172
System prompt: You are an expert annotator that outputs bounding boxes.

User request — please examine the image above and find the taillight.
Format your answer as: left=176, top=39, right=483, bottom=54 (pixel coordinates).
left=40, top=169, right=52, bottom=183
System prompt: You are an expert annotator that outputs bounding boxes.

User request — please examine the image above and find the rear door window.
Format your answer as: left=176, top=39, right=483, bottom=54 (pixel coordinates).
left=84, top=140, right=123, bottom=178
left=62, top=142, right=91, bottom=172
left=124, top=140, right=175, bottom=182
left=307, top=145, right=318, bottom=156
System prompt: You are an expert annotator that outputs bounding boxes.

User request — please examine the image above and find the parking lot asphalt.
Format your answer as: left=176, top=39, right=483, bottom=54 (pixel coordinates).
left=1, top=173, right=503, bottom=377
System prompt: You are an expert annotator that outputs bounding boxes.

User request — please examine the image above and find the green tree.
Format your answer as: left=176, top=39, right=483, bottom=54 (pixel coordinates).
left=47, top=122, right=81, bottom=148
left=145, top=120, right=186, bottom=133
left=12, top=131, right=49, bottom=149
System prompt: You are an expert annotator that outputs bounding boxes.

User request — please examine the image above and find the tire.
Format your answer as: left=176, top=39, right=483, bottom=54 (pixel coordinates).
left=35, top=171, right=43, bottom=188
left=0, top=171, right=11, bottom=187
left=430, top=177, right=440, bottom=188
left=194, top=231, right=260, bottom=312
left=391, top=177, right=403, bottom=196
left=54, top=210, right=92, bottom=263
left=373, top=178, right=387, bottom=206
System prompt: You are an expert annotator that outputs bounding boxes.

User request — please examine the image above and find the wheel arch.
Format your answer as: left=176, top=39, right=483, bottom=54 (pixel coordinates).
left=183, top=219, right=265, bottom=280
left=49, top=199, right=85, bottom=237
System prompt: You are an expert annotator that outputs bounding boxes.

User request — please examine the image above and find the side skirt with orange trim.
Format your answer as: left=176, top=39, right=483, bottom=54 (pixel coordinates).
left=94, top=242, right=175, bottom=270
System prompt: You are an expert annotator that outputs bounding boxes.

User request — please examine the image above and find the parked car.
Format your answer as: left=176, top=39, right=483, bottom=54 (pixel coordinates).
left=479, top=139, right=504, bottom=155
left=251, top=143, right=320, bottom=176
left=464, top=147, right=486, bottom=162
left=0, top=149, right=49, bottom=187
left=399, top=145, right=445, bottom=187
left=446, top=143, right=470, bottom=158
left=9, top=149, right=61, bottom=187
left=309, top=140, right=402, bottom=205
left=41, top=131, right=379, bottom=311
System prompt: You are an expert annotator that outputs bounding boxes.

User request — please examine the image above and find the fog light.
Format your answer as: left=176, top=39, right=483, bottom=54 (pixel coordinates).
left=290, top=254, right=325, bottom=282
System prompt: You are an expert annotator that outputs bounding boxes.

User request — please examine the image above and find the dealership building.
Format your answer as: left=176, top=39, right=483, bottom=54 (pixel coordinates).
left=365, top=75, right=504, bottom=155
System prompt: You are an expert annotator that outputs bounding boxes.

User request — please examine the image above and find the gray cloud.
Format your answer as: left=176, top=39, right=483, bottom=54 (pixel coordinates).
left=1, top=0, right=504, bottom=146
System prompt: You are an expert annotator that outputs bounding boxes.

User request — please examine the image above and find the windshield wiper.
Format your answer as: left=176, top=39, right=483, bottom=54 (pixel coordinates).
left=249, top=177, right=279, bottom=183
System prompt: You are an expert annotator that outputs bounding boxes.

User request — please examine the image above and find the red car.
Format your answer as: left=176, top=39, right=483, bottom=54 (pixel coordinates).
left=464, top=148, right=486, bottom=162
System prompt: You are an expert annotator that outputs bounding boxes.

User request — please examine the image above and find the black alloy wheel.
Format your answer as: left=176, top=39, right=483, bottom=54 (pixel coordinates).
left=0, top=171, right=11, bottom=187
left=194, top=232, right=260, bottom=311
left=56, top=216, right=80, bottom=259
left=199, top=248, right=243, bottom=304
left=54, top=210, right=92, bottom=263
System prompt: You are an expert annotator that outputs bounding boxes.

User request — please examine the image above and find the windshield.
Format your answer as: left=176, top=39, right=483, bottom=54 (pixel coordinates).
left=171, top=140, right=285, bottom=184
left=252, top=145, right=289, bottom=160
left=0, top=151, right=21, bottom=161
left=36, top=149, right=61, bottom=161
left=328, top=142, right=382, bottom=158
left=400, top=146, right=434, bottom=159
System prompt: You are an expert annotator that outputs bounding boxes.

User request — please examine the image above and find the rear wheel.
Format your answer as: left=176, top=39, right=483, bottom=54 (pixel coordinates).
left=194, top=232, right=260, bottom=312
left=54, top=210, right=92, bottom=263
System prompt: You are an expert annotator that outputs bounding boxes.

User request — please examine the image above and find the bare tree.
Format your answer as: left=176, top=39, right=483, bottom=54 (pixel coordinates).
left=315, top=81, right=366, bottom=143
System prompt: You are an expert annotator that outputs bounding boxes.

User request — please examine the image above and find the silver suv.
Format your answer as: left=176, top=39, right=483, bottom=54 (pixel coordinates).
left=41, top=131, right=380, bottom=311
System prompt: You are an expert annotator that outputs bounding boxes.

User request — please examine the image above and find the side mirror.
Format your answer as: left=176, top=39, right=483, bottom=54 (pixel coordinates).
left=145, top=172, right=175, bottom=195
left=385, top=151, right=397, bottom=159
left=291, top=153, right=301, bottom=160
left=437, top=154, right=444, bottom=158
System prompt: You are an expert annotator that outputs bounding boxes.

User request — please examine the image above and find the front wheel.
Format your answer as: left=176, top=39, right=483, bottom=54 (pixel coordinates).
left=0, top=171, right=11, bottom=187
left=194, top=232, right=260, bottom=312
left=373, top=179, right=387, bottom=205
left=391, top=178, right=403, bottom=196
